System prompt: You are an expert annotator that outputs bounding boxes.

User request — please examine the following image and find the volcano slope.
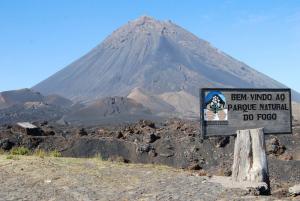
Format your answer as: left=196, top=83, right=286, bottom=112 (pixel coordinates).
left=33, top=16, right=300, bottom=119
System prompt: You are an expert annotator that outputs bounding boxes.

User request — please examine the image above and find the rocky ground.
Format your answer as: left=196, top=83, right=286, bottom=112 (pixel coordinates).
left=0, top=119, right=300, bottom=200
left=0, top=155, right=296, bottom=201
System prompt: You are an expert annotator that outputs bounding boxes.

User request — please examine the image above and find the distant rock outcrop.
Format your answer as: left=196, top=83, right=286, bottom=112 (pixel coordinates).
left=45, top=94, right=73, bottom=108
left=62, top=96, right=159, bottom=125
left=0, top=89, right=73, bottom=125
left=127, top=88, right=199, bottom=118
left=127, top=88, right=175, bottom=115
left=0, top=89, right=44, bottom=109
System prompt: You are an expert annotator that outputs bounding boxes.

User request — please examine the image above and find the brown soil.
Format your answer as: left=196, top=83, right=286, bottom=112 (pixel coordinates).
left=0, top=155, right=291, bottom=201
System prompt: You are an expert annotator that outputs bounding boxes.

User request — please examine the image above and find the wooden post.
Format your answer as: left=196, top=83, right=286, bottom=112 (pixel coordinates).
left=232, top=128, right=270, bottom=193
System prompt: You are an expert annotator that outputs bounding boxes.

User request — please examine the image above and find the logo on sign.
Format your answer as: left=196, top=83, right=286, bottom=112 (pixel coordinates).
left=204, top=91, right=228, bottom=121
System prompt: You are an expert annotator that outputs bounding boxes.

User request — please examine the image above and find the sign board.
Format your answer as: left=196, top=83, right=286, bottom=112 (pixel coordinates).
left=200, top=88, right=292, bottom=137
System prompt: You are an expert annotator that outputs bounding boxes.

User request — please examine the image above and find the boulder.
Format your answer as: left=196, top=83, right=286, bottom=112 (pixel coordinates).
left=139, top=120, right=155, bottom=128
left=213, top=137, right=230, bottom=148
left=0, top=138, right=14, bottom=150
left=266, top=137, right=286, bottom=156
left=187, top=163, right=202, bottom=171
left=12, top=122, right=43, bottom=136
left=115, top=131, right=124, bottom=139
left=289, top=184, right=300, bottom=196
left=136, top=144, right=153, bottom=154
left=143, top=132, right=159, bottom=143
left=77, top=128, right=88, bottom=136
left=43, top=129, right=55, bottom=136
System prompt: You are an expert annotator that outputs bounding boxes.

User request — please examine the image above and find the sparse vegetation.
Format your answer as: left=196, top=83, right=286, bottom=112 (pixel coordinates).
left=10, top=147, right=30, bottom=155
left=33, top=149, right=62, bottom=158
left=196, top=169, right=208, bottom=176
left=49, top=150, right=62, bottom=157
left=0, top=149, right=5, bottom=155
left=2, top=147, right=62, bottom=158
left=34, top=149, right=47, bottom=158
left=93, top=153, right=104, bottom=161
left=6, top=155, right=20, bottom=160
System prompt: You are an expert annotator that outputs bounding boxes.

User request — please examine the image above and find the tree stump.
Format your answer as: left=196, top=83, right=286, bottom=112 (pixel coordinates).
left=232, top=128, right=270, bottom=193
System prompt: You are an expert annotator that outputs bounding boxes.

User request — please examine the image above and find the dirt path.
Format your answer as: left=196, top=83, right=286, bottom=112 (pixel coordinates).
left=0, top=155, right=294, bottom=201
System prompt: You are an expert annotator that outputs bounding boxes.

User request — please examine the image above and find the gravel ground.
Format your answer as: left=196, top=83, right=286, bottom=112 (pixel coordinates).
left=0, top=155, right=296, bottom=201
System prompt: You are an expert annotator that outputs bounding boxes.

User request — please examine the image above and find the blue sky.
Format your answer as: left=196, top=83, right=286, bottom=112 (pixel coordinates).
left=0, top=0, right=299, bottom=92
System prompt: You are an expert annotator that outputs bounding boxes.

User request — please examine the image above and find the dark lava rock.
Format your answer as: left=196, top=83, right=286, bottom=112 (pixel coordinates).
left=43, top=129, right=55, bottom=136
left=136, top=144, right=153, bottom=154
left=11, top=123, right=44, bottom=136
left=21, top=137, right=43, bottom=149
left=143, top=133, right=160, bottom=143
left=139, top=120, right=155, bottom=128
left=0, top=138, right=14, bottom=150
left=125, top=126, right=135, bottom=134
left=214, top=137, right=230, bottom=148
left=77, top=128, right=88, bottom=136
left=245, top=186, right=267, bottom=196
left=188, top=163, right=202, bottom=170
left=223, top=169, right=232, bottom=177
left=5, top=124, right=12, bottom=129
left=170, top=121, right=183, bottom=130
left=266, top=137, right=286, bottom=156
left=108, top=155, right=130, bottom=163
left=148, top=149, right=157, bottom=157
left=116, top=131, right=124, bottom=139
left=40, top=121, right=48, bottom=126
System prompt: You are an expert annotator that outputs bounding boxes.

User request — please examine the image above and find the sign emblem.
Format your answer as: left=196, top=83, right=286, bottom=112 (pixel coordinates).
left=204, top=91, right=228, bottom=121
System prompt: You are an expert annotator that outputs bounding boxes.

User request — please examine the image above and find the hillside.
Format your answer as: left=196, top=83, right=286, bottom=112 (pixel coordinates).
left=0, top=89, right=73, bottom=125
left=61, top=96, right=159, bottom=125
left=32, top=16, right=300, bottom=119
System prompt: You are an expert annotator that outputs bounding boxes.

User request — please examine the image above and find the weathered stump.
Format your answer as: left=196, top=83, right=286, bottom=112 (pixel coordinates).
left=232, top=128, right=270, bottom=194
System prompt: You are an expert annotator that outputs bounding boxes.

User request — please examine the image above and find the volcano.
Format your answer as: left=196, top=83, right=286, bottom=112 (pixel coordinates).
left=33, top=16, right=300, bottom=118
